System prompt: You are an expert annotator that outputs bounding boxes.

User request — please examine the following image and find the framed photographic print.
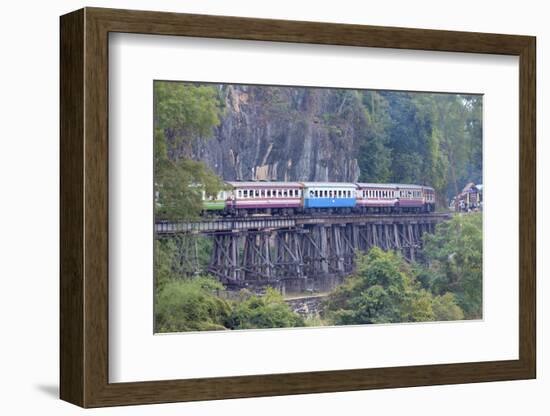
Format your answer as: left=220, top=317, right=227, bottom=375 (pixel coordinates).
left=60, top=7, right=536, bottom=408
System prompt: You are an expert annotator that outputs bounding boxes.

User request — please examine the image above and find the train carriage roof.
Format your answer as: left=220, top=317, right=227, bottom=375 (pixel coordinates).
left=356, top=183, right=399, bottom=189
left=301, top=182, right=357, bottom=188
left=356, top=183, right=434, bottom=191
left=225, top=181, right=303, bottom=188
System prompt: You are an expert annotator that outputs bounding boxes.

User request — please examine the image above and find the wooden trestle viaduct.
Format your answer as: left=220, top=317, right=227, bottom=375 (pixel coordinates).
left=155, top=213, right=451, bottom=293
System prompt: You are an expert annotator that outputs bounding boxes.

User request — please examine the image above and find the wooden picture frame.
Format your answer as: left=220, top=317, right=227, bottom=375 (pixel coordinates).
left=60, top=7, right=536, bottom=408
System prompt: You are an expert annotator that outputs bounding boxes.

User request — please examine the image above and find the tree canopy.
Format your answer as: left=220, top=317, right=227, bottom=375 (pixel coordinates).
left=357, top=91, right=482, bottom=203
left=154, top=81, right=225, bottom=220
left=422, top=212, right=482, bottom=318
left=322, top=247, right=464, bottom=325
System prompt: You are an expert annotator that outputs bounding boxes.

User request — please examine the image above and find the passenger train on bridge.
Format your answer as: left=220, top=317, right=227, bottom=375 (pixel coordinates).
left=202, top=181, right=435, bottom=216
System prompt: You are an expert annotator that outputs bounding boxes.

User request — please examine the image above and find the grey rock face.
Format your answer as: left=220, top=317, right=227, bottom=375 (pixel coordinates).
left=191, top=84, right=363, bottom=182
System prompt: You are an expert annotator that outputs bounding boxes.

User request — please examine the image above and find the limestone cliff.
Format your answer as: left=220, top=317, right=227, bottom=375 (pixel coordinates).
left=191, top=84, right=364, bottom=182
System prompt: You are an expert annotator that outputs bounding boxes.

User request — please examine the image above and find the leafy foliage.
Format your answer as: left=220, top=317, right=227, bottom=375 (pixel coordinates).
left=422, top=213, right=483, bottom=318
left=154, top=239, right=178, bottom=292
left=155, top=137, right=224, bottom=220
left=155, top=276, right=231, bottom=332
left=357, top=91, right=482, bottom=203
left=226, top=288, right=305, bottom=330
left=432, top=293, right=465, bottom=321
left=323, top=247, right=467, bottom=325
left=154, top=238, right=305, bottom=333
left=154, top=81, right=224, bottom=145
left=324, top=248, right=431, bottom=324
left=154, top=82, right=225, bottom=220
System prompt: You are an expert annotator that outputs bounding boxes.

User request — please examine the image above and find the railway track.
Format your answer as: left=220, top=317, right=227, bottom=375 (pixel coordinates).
left=155, top=212, right=452, bottom=234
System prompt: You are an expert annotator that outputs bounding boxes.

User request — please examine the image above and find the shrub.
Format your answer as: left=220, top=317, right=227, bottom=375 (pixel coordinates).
left=155, top=276, right=231, bottom=332
left=226, top=288, right=305, bottom=330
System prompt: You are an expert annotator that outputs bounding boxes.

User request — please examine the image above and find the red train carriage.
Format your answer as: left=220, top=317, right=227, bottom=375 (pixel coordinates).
left=422, top=186, right=436, bottom=212
left=225, top=181, right=303, bottom=215
left=355, top=183, right=398, bottom=213
left=394, top=184, right=424, bottom=211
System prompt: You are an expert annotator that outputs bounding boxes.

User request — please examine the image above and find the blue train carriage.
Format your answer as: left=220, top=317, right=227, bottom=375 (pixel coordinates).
left=302, top=182, right=357, bottom=212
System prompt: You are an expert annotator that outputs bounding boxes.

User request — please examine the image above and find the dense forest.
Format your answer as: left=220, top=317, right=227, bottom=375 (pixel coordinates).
left=153, top=81, right=483, bottom=331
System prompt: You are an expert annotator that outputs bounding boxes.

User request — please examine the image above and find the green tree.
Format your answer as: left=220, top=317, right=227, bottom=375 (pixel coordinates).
left=226, top=288, right=305, bottom=330
left=357, top=91, right=392, bottom=182
left=432, top=293, right=465, bottom=321
left=366, top=91, right=482, bottom=205
left=154, top=81, right=224, bottom=147
left=155, top=276, right=231, bottom=332
left=323, top=248, right=437, bottom=325
left=422, top=213, right=483, bottom=318
left=154, top=82, right=225, bottom=220
left=154, top=239, right=178, bottom=292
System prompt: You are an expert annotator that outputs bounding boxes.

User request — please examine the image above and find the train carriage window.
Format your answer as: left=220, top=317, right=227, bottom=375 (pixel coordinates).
left=310, top=190, right=314, bottom=197
left=243, top=190, right=248, bottom=198
left=283, top=190, right=288, bottom=197
left=254, top=190, right=259, bottom=198
left=267, top=190, right=271, bottom=197
left=237, top=190, right=242, bottom=198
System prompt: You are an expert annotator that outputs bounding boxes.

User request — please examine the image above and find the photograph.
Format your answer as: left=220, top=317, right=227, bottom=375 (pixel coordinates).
left=153, top=81, right=483, bottom=333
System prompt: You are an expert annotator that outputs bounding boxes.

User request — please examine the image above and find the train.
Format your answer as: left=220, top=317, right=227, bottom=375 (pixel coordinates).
left=201, top=181, right=435, bottom=216
left=451, top=182, right=483, bottom=212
